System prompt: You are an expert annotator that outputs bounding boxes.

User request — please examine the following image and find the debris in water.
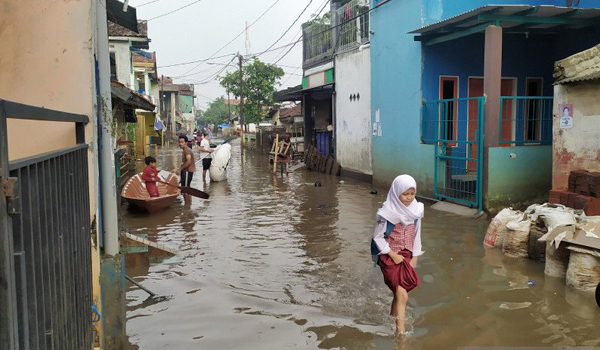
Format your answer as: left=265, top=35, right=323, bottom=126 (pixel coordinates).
left=314, top=181, right=322, bottom=187
left=339, top=180, right=345, bottom=184
left=499, top=302, right=532, bottom=310
left=527, top=280, right=536, bottom=285
left=370, top=190, right=378, bottom=195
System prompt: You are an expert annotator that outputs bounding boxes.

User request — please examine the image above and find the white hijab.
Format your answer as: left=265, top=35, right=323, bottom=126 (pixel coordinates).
left=377, top=174, right=424, bottom=225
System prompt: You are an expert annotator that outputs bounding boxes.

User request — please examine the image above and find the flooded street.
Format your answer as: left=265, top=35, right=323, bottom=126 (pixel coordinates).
left=123, top=141, right=599, bottom=350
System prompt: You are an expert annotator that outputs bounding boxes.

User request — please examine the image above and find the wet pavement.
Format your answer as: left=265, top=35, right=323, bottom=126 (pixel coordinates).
left=122, top=140, right=600, bottom=350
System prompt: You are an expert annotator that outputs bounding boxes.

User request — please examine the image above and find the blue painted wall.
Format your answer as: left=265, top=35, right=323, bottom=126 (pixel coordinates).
left=370, top=0, right=599, bottom=199
left=488, top=146, right=553, bottom=212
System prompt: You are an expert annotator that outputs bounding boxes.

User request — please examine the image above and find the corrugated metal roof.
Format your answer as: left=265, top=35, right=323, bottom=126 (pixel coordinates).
left=554, top=43, right=600, bottom=84
left=409, top=5, right=600, bottom=35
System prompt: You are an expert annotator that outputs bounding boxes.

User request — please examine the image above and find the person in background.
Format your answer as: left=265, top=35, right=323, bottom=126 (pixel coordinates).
left=186, top=130, right=195, bottom=149
left=199, top=130, right=214, bottom=181
left=196, top=129, right=203, bottom=147
left=177, top=135, right=196, bottom=191
left=141, top=156, right=160, bottom=197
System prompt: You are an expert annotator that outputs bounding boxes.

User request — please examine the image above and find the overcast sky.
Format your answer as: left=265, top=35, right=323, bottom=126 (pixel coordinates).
left=128, top=0, right=327, bottom=109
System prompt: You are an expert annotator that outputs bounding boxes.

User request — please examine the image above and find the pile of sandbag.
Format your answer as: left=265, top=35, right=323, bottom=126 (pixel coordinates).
left=484, top=208, right=523, bottom=248
left=485, top=203, right=600, bottom=292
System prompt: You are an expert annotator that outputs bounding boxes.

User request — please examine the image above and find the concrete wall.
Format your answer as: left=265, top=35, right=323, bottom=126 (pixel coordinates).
left=335, top=48, right=372, bottom=175
left=109, top=41, right=133, bottom=88
left=370, top=0, right=436, bottom=193
left=487, top=146, right=552, bottom=211
left=0, top=0, right=102, bottom=344
left=553, top=82, right=600, bottom=189
left=1, top=0, right=95, bottom=162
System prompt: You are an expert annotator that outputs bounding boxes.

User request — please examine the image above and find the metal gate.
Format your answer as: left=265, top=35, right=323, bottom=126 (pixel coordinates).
left=0, top=100, right=92, bottom=350
left=422, top=97, right=484, bottom=210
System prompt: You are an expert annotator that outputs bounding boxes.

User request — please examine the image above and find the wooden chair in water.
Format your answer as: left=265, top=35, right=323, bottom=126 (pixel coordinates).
left=269, top=135, right=292, bottom=173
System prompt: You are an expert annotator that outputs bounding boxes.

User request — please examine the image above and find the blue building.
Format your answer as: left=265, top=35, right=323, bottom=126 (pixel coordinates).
left=370, top=0, right=600, bottom=211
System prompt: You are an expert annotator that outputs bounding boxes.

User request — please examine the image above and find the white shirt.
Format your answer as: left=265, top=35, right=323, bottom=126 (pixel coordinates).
left=372, top=215, right=424, bottom=257
left=200, top=139, right=212, bottom=159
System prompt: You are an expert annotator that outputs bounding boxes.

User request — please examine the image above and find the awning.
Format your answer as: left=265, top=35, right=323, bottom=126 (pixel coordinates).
left=106, top=0, right=139, bottom=33
left=273, top=85, right=303, bottom=102
left=111, top=80, right=155, bottom=111
left=409, top=5, right=600, bottom=46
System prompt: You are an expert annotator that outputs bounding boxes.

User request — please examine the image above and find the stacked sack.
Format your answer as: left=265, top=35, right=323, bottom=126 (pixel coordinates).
left=484, top=203, right=600, bottom=292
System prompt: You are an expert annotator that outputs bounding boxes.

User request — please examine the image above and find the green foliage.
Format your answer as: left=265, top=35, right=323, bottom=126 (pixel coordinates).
left=219, top=57, right=284, bottom=125
left=124, top=123, right=137, bottom=142
left=202, top=97, right=238, bottom=126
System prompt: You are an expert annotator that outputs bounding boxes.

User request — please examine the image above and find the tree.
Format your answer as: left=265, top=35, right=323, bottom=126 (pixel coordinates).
left=202, top=97, right=238, bottom=126
left=220, top=57, right=284, bottom=125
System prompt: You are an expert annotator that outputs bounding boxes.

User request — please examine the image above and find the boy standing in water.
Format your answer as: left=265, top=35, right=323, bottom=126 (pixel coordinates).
left=141, top=156, right=160, bottom=197
left=176, top=135, right=196, bottom=188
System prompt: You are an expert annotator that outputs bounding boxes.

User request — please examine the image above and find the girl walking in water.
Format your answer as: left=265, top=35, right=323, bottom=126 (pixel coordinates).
left=371, top=175, right=424, bottom=335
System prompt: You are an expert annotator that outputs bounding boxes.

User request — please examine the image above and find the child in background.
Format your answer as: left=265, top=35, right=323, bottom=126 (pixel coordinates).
left=141, top=156, right=160, bottom=198
left=371, top=174, right=424, bottom=335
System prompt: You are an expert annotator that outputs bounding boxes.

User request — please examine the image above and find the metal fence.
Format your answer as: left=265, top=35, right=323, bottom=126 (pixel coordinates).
left=422, top=97, right=485, bottom=210
left=303, top=22, right=333, bottom=67
left=499, top=96, right=553, bottom=145
left=0, top=100, right=92, bottom=350
left=335, top=0, right=370, bottom=52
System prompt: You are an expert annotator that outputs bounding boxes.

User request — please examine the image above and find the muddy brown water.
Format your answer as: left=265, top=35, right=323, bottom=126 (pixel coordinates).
left=122, top=141, right=599, bottom=350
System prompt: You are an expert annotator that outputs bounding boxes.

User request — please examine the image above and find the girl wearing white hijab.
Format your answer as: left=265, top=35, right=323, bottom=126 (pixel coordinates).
left=371, top=174, right=424, bottom=335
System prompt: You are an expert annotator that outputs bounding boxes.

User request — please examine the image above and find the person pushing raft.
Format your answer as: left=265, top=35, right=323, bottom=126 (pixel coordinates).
left=371, top=174, right=424, bottom=335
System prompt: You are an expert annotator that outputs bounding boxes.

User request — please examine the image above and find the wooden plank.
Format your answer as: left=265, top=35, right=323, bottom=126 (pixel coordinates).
left=326, top=157, right=334, bottom=175
left=120, top=232, right=178, bottom=255
left=331, top=161, right=341, bottom=176
left=273, top=134, right=279, bottom=173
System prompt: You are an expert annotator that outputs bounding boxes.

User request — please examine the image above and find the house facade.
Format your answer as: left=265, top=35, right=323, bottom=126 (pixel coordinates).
left=302, top=0, right=373, bottom=180
left=370, top=0, right=600, bottom=211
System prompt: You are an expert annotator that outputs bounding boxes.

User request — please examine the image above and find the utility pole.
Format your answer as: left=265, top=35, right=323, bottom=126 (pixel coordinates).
left=238, top=53, right=244, bottom=146
left=227, top=90, right=232, bottom=122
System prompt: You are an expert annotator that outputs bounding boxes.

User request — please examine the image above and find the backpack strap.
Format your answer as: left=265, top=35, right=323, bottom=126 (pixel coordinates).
left=384, top=221, right=394, bottom=238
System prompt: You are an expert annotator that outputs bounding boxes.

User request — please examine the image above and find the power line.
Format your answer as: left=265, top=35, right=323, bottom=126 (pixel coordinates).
left=180, top=0, right=283, bottom=76
left=269, top=0, right=329, bottom=64
left=158, top=53, right=238, bottom=68
left=137, top=0, right=162, bottom=7
left=254, top=0, right=315, bottom=57
left=148, top=0, right=204, bottom=21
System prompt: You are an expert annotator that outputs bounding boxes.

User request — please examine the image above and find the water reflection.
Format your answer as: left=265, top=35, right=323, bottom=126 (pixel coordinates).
left=122, top=141, right=600, bottom=350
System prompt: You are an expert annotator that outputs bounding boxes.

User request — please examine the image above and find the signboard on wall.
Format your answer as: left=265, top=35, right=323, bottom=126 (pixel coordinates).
left=560, top=103, right=574, bottom=129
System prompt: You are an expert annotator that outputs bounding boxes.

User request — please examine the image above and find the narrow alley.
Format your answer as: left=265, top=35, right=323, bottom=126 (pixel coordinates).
left=123, top=141, right=599, bottom=350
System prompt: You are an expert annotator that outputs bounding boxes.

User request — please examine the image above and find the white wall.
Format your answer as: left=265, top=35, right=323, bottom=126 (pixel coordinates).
left=335, top=48, right=372, bottom=175
left=109, top=40, right=133, bottom=88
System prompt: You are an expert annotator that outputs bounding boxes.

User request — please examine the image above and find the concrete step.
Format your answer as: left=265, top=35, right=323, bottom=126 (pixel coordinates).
left=431, top=201, right=487, bottom=219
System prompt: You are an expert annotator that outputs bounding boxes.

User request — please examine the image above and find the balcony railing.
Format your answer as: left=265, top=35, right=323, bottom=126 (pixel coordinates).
left=499, top=96, right=553, bottom=145
left=302, top=1, right=370, bottom=67
left=303, top=22, right=333, bottom=68
left=335, top=0, right=370, bottom=52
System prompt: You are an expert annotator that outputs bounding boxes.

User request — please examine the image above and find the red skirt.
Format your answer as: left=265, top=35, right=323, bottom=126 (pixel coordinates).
left=378, top=249, right=420, bottom=293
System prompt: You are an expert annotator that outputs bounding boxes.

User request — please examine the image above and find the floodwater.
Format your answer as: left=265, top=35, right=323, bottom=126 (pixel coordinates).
left=123, top=140, right=599, bottom=350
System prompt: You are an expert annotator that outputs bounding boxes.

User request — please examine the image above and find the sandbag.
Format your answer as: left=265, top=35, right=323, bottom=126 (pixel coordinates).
left=537, top=205, right=577, bottom=232
left=484, top=208, right=523, bottom=248
left=502, top=219, right=531, bottom=258
left=528, top=225, right=547, bottom=261
left=209, top=143, right=232, bottom=182
left=566, top=246, right=600, bottom=292
left=545, top=242, right=570, bottom=278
